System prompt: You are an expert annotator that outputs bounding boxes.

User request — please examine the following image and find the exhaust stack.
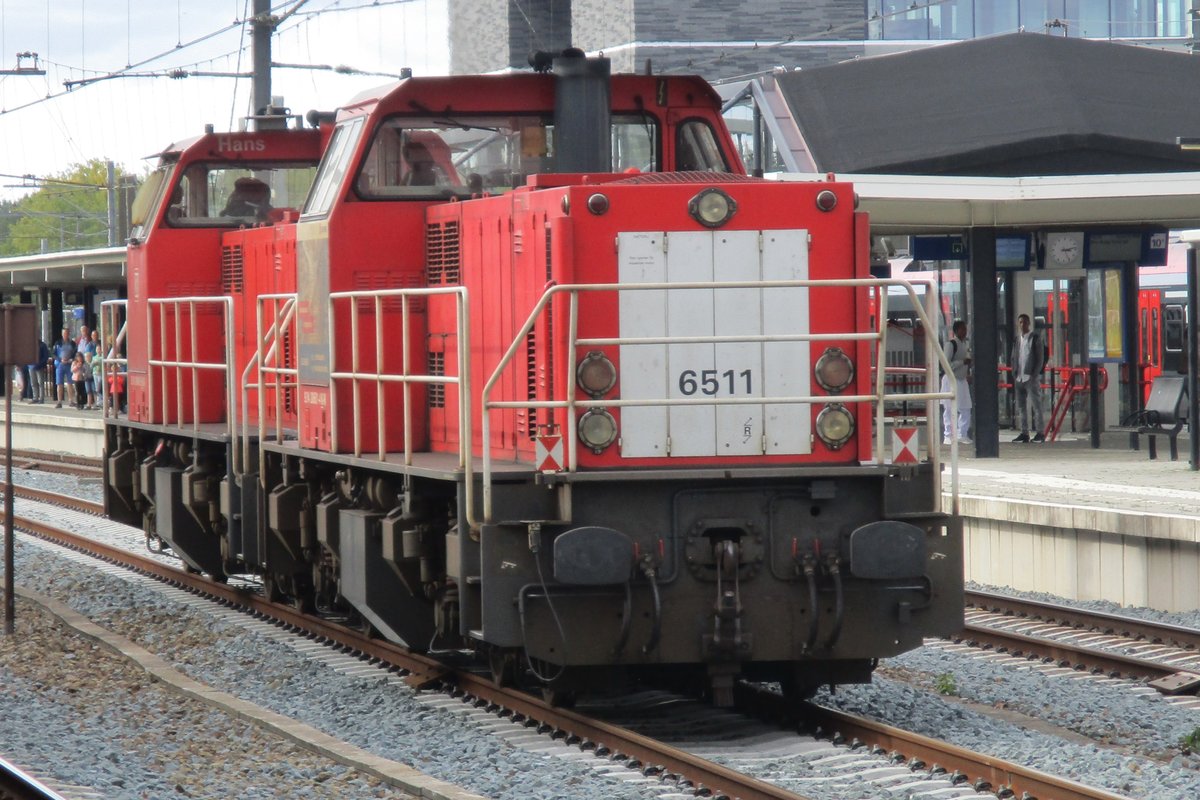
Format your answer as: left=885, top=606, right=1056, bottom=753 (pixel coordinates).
left=553, top=52, right=611, bottom=174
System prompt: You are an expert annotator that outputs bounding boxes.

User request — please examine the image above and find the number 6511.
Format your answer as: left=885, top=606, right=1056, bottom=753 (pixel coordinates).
left=677, top=369, right=752, bottom=396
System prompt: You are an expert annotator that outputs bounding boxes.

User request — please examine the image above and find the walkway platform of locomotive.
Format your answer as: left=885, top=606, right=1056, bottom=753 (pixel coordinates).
left=6, top=400, right=1199, bottom=613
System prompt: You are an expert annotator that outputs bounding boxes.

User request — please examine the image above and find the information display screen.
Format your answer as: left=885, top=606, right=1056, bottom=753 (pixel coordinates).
left=1086, top=232, right=1142, bottom=264
left=995, top=235, right=1030, bottom=269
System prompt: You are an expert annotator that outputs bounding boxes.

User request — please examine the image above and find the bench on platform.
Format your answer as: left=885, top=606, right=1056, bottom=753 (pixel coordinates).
left=1131, top=375, right=1188, bottom=460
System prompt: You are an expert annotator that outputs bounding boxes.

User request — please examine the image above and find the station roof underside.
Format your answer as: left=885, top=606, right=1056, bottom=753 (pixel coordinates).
left=776, top=171, right=1200, bottom=235
left=0, top=246, right=125, bottom=288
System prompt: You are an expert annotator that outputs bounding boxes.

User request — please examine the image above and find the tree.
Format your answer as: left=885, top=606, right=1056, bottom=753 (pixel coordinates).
left=0, top=159, right=137, bottom=257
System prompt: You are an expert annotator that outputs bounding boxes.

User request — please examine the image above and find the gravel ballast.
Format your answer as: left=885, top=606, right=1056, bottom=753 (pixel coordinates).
left=0, top=471, right=671, bottom=800
left=811, top=580, right=1200, bottom=800
left=0, top=596, right=411, bottom=799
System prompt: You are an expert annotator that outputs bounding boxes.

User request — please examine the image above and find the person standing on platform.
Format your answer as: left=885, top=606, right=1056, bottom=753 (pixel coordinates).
left=78, top=329, right=98, bottom=409
left=940, top=319, right=972, bottom=445
left=26, top=339, right=48, bottom=404
left=1010, top=313, right=1046, bottom=442
left=70, top=352, right=87, bottom=410
left=51, top=328, right=76, bottom=409
left=91, top=347, right=104, bottom=411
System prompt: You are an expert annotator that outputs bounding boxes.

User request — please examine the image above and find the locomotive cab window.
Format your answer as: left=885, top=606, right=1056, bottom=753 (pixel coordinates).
left=163, top=162, right=318, bottom=228
left=129, top=165, right=172, bottom=240
left=354, top=113, right=660, bottom=200
left=675, top=119, right=729, bottom=172
left=304, top=116, right=365, bottom=217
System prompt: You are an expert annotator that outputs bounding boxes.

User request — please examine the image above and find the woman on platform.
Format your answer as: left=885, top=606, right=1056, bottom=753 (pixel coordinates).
left=70, top=352, right=87, bottom=410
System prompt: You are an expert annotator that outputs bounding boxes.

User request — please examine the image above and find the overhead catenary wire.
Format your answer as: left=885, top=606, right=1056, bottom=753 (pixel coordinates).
left=2, top=0, right=446, bottom=196
left=7, top=0, right=429, bottom=115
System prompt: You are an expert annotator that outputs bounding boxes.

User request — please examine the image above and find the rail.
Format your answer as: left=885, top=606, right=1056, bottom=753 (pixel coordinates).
left=0, top=755, right=67, bottom=800
left=998, top=364, right=1109, bottom=441
left=1045, top=365, right=1108, bottom=442
left=99, top=299, right=128, bottom=418
left=480, top=278, right=958, bottom=525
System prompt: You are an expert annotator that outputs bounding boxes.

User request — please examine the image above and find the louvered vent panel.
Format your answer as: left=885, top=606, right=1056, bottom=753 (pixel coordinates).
left=281, top=328, right=295, bottom=413
left=523, top=329, right=537, bottom=439
left=221, top=245, right=244, bottom=293
left=425, top=220, right=461, bottom=286
left=543, top=226, right=554, bottom=404
left=428, top=351, right=445, bottom=408
left=352, top=272, right=422, bottom=313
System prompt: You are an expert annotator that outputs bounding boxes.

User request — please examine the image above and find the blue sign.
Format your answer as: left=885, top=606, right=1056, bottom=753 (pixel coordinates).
left=911, top=235, right=967, bottom=261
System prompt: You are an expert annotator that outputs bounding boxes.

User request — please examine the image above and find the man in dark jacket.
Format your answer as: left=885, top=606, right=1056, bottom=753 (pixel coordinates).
left=27, top=339, right=49, bottom=403
left=1010, top=313, right=1046, bottom=442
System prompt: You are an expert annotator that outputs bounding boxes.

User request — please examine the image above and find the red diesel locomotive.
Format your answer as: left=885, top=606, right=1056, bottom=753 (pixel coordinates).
left=104, top=54, right=962, bottom=703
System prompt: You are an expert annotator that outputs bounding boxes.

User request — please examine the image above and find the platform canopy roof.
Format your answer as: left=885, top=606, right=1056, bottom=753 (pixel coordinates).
left=774, top=32, right=1200, bottom=177
left=0, top=246, right=125, bottom=287
left=776, top=171, right=1200, bottom=235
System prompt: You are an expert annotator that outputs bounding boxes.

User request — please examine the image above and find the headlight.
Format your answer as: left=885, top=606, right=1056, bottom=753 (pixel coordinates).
left=576, top=351, right=617, bottom=397
left=815, top=403, right=854, bottom=450
left=578, top=409, right=618, bottom=452
left=688, top=188, right=736, bottom=228
left=814, top=347, right=854, bottom=393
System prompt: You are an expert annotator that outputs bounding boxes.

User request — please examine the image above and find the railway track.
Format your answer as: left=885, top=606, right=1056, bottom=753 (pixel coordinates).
left=6, top=451, right=100, bottom=479
left=0, top=756, right=67, bottom=800
left=6, top=493, right=798, bottom=800
left=961, top=589, right=1200, bottom=696
left=2, top=492, right=1143, bottom=800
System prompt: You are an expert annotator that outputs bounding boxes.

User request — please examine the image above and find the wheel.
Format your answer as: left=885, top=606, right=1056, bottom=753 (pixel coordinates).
left=348, top=611, right=375, bottom=637
left=291, top=590, right=317, bottom=615
left=263, top=573, right=285, bottom=603
left=779, top=674, right=820, bottom=706
left=541, top=686, right=577, bottom=708
left=488, top=648, right=519, bottom=688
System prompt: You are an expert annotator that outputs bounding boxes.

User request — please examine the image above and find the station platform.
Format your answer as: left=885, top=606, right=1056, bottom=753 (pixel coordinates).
left=0, top=397, right=105, bottom=459
left=949, top=430, right=1200, bottom=614
left=3, top=399, right=1198, bottom=613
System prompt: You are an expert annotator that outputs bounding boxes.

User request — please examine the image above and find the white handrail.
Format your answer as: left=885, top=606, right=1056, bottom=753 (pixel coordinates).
left=145, top=296, right=235, bottom=442
left=480, top=277, right=958, bottom=524
left=326, top=286, right=472, bottom=514
left=99, top=299, right=128, bottom=419
left=233, top=293, right=298, bottom=482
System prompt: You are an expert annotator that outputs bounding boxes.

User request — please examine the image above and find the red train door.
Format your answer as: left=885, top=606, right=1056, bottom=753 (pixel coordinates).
left=1137, top=289, right=1163, bottom=404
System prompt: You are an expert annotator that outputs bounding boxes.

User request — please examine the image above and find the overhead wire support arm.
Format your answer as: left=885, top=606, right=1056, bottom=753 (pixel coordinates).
left=63, top=68, right=253, bottom=90
left=0, top=52, right=46, bottom=76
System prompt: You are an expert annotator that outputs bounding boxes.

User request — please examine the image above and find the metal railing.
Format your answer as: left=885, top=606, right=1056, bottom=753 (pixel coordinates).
left=124, top=278, right=958, bottom=531
left=480, top=278, right=959, bottom=524
left=234, top=293, right=298, bottom=482
left=99, top=299, right=128, bottom=418
left=146, top=296, right=236, bottom=442
left=326, top=285, right=472, bottom=488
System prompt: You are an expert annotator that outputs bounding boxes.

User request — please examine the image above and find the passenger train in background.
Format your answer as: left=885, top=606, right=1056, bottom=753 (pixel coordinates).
left=102, top=52, right=963, bottom=704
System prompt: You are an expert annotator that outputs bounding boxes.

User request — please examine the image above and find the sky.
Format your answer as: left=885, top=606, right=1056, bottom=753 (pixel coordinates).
left=0, top=0, right=449, bottom=200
